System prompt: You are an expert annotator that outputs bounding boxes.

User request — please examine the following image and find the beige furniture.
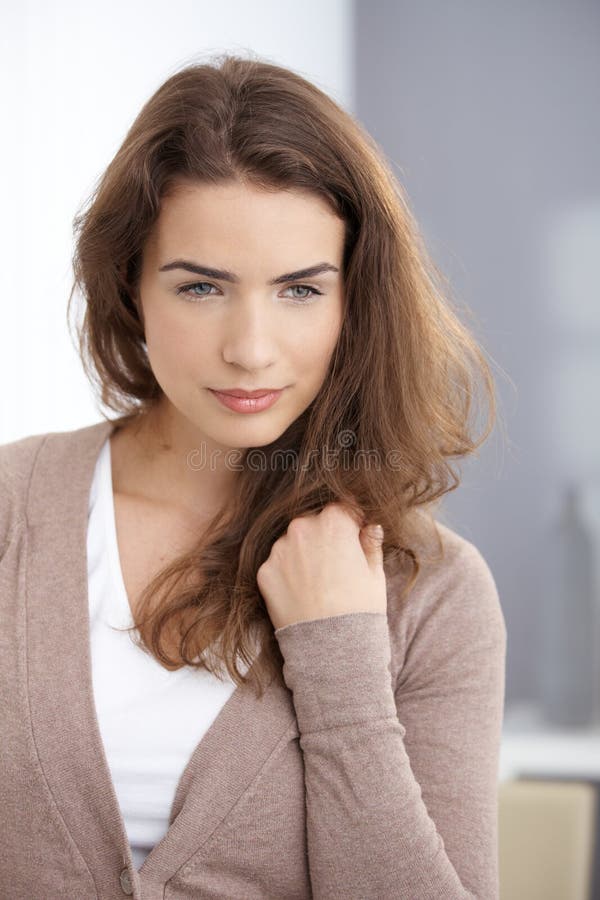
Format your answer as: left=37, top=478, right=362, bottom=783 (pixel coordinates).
left=498, top=778, right=597, bottom=900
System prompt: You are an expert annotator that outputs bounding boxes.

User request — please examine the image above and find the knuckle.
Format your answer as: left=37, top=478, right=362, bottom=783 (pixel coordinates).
left=287, top=515, right=307, bottom=533
left=324, top=501, right=347, bottom=517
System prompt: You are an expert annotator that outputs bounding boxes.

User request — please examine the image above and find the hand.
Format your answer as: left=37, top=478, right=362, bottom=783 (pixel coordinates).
left=256, top=501, right=387, bottom=631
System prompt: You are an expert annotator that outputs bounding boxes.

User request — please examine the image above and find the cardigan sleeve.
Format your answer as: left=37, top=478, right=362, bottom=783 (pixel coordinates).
left=273, top=540, right=507, bottom=900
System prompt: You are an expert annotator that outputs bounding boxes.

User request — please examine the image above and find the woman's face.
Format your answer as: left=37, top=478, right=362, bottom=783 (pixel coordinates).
left=135, top=178, right=346, bottom=451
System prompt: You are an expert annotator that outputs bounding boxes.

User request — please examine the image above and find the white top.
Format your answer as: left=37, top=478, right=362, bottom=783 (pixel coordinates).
left=87, top=436, right=252, bottom=870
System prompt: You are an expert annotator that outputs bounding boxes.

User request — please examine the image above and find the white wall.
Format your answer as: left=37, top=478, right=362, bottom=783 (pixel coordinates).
left=0, top=0, right=353, bottom=442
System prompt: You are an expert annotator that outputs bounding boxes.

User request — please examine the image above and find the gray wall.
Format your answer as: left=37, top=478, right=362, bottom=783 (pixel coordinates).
left=354, top=0, right=600, bottom=707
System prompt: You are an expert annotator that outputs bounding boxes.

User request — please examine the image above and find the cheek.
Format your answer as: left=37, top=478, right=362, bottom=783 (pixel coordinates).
left=290, top=311, right=342, bottom=378
left=314, top=304, right=343, bottom=356
left=145, top=308, right=212, bottom=368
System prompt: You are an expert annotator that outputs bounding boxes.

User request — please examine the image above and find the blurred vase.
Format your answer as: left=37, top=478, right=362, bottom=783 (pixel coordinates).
left=539, top=481, right=598, bottom=728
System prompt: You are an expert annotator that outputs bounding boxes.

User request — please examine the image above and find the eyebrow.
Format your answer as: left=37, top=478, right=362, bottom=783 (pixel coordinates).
left=158, top=259, right=340, bottom=285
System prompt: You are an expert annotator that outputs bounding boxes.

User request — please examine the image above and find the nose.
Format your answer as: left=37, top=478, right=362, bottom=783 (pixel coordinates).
left=221, top=296, right=279, bottom=372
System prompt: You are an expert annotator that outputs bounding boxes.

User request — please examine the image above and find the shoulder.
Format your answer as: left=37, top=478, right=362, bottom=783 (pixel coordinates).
left=0, top=429, right=49, bottom=483
left=385, top=513, right=507, bottom=686
left=0, top=419, right=114, bottom=550
left=0, top=430, right=51, bottom=541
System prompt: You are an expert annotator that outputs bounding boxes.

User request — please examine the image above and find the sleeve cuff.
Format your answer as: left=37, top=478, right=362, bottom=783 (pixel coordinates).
left=274, top=611, right=398, bottom=734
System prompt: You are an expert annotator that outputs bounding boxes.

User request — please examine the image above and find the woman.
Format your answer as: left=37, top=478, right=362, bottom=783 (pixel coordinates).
left=0, top=53, right=507, bottom=899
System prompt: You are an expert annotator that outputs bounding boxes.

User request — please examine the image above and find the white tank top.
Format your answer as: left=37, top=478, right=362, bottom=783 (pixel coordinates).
left=87, top=436, right=252, bottom=870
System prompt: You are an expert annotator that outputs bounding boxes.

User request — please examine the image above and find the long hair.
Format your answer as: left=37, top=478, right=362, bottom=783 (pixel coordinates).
left=68, top=52, right=501, bottom=697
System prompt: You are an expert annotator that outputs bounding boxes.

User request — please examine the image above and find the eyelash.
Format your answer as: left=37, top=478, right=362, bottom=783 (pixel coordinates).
left=175, top=281, right=323, bottom=304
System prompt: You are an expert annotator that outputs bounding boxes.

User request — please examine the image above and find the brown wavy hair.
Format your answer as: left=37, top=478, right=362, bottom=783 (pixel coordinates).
left=67, top=51, right=502, bottom=697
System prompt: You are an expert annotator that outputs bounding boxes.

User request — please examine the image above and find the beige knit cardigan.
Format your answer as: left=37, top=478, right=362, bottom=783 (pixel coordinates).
left=0, top=419, right=506, bottom=899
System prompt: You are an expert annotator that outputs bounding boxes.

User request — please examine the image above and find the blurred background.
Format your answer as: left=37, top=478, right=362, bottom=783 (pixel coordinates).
left=1, top=1, right=599, bottom=896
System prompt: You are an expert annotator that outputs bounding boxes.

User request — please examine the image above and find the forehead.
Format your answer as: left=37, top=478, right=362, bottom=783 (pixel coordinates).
left=147, top=179, right=346, bottom=264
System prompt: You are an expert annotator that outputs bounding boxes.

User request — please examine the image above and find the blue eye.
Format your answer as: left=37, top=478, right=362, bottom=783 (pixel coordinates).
left=175, top=282, right=323, bottom=304
left=176, top=282, right=217, bottom=299
left=283, top=285, right=322, bottom=301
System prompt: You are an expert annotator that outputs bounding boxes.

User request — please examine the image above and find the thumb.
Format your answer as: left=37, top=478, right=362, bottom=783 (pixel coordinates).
left=360, top=523, right=385, bottom=568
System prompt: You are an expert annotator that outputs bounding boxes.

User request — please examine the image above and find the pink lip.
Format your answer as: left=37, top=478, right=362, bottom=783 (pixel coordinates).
left=208, top=388, right=284, bottom=413
left=213, top=388, right=282, bottom=398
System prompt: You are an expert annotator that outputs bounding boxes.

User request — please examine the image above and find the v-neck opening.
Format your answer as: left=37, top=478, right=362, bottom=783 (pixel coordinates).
left=89, top=424, right=250, bottom=867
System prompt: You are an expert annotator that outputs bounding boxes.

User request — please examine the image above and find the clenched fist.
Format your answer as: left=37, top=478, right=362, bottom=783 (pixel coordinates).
left=256, top=501, right=387, bottom=631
